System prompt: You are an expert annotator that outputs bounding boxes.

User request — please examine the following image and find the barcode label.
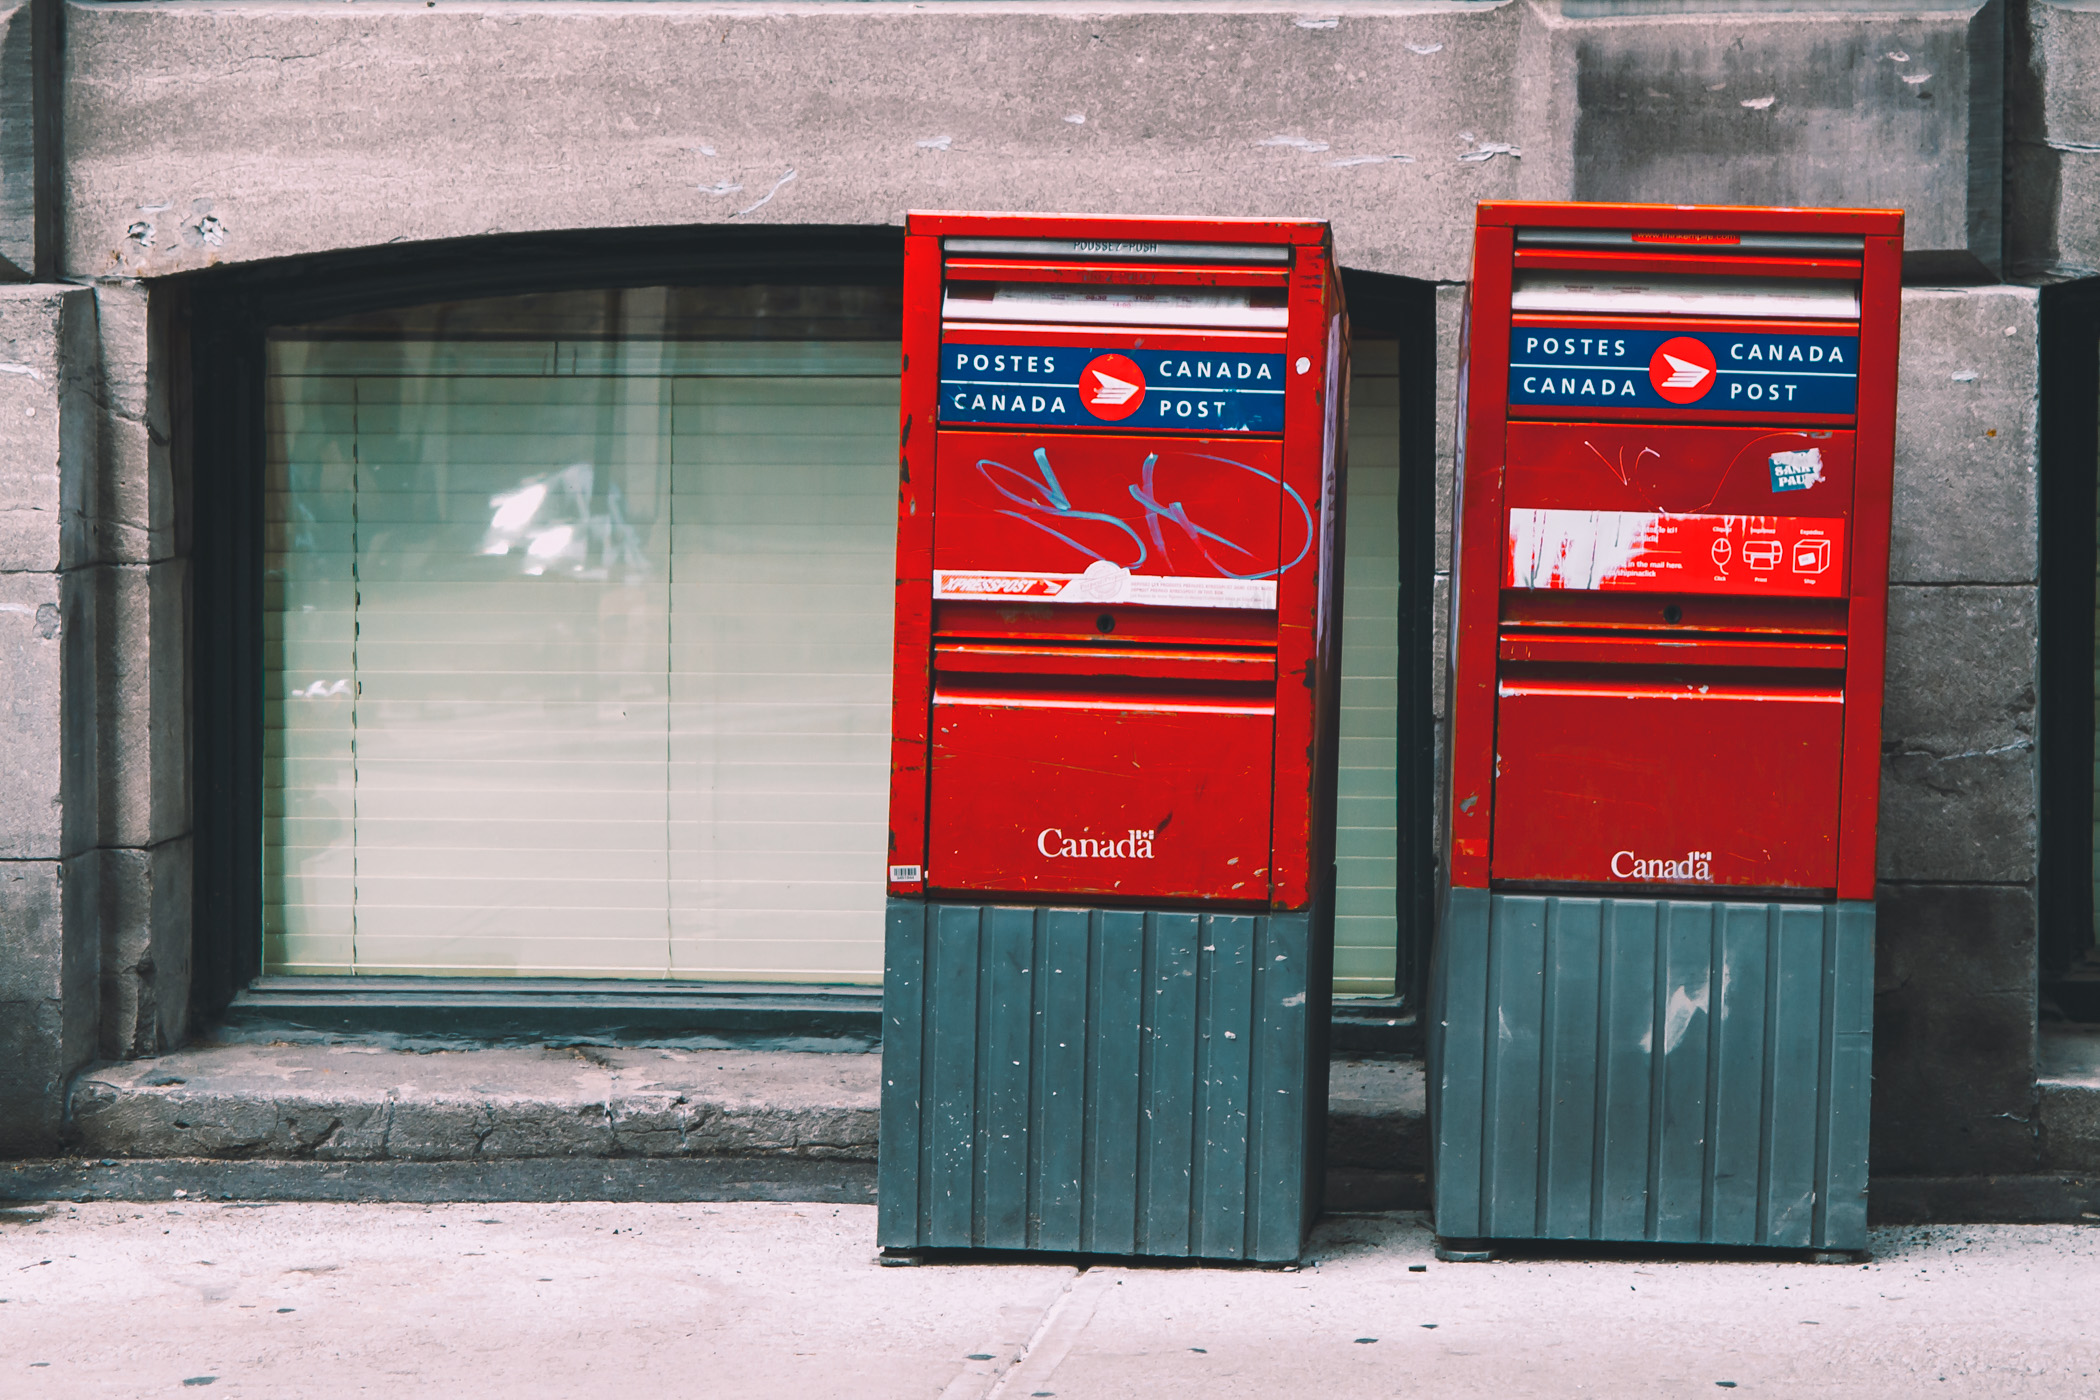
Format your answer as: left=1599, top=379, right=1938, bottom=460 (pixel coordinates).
left=889, top=865, right=923, bottom=883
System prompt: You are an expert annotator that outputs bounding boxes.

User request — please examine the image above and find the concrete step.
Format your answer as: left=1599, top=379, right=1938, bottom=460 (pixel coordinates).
left=11, top=1038, right=2099, bottom=1220
left=2039, top=1024, right=2100, bottom=1172
left=65, top=1044, right=883, bottom=1164
left=19, top=1043, right=1428, bottom=1207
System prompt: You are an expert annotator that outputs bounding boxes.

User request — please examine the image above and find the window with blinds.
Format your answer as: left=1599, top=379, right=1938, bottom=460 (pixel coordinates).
left=263, top=288, right=1405, bottom=992
left=263, top=287, right=901, bottom=981
left=1335, top=339, right=1401, bottom=997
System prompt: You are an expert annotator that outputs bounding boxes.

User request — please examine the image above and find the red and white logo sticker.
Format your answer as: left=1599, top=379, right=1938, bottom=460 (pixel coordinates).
left=1648, top=336, right=1717, bottom=404
left=1080, top=353, right=1147, bottom=421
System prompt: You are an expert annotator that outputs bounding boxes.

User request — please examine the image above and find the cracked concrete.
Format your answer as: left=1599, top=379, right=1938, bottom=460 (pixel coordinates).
left=3, top=1203, right=2098, bottom=1399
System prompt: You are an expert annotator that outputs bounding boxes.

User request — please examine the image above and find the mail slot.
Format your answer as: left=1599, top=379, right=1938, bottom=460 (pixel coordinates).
left=879, top=213, right=1348, bottom=1263
left=1429, top=202, right=1902, bottom=1258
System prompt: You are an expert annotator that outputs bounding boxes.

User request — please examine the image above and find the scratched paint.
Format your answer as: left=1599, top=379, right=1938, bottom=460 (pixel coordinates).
left=1662, top=979, right=1710, bottom=1054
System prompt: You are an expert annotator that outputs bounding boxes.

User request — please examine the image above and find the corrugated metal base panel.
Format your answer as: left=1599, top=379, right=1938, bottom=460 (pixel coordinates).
left=1428, top=889, right=1872, bottom=1252
left=878, top=900, right=1327, bottom=1262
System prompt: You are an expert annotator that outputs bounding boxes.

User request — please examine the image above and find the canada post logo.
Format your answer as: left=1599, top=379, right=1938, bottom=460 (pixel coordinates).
left=1081, top=353, right=1147, bottom=421
left=1649, top=336, right=1717, bottom=404
left=1510, top=326, right=1858, bottom=415
left=941, top=343, right=1285, bottom=433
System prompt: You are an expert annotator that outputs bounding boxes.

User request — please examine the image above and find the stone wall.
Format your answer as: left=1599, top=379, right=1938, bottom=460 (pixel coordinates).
left=0, top=283, right=99, bottom=1155
left=1874, top=287, right=2045, bottom=1176
left=56, top=1, right=2001, bottom=285
left=2010, top=0, right=2100, bottom=279
left=0, top=1, right=2080, bottom=1187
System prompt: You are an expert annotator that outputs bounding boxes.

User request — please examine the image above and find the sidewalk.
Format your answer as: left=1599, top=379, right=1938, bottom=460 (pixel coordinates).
left=3, top=1202, right=2093, bottom=1398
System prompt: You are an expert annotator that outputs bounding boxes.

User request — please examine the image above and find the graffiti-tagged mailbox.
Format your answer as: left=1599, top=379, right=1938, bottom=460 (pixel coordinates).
left=1430, top=202, right=1903, bottom=1256
left=879, top=213, right=1347, bottom=1262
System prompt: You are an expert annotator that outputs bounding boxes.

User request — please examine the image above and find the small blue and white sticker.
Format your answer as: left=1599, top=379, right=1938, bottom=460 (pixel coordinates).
left=1768, top=448, right=1826, bottom=493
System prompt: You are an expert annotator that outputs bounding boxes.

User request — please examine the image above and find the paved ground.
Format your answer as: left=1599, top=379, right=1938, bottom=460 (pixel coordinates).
left=3, top=1203, right=2095, bottom=1398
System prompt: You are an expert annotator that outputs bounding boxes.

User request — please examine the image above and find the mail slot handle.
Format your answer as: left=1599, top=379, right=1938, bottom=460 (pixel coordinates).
left=942, top=282, right=1289, bottom=331
left=943, top=237, right=1292, bottom=264
left=1498, top=675, right=1842, bottom=703
left=944, top=260, right=1291, bottom=289
left=933, top=679, right=1276, bottom=716
left=935, top=641, right=1277, bottom=684
left=1501, top=592, right=1848, bottom=638
left=1513, top=249, right=1861, bottom=281
left=935, top=601, right=1278, bottom=648
left=1512, top=272, right=1860, bottom=320
left=1497, top=634, right=1845, bottom=669
left=1516, top=228, right=1866, bottom=255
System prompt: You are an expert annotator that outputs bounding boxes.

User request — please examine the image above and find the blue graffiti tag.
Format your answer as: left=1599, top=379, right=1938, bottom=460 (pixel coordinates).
left=978, top=448, right=1150, bottom=568
left=973, top=446, right=1313, bottom=580
left=1127, top=452, right=1314, bottom=581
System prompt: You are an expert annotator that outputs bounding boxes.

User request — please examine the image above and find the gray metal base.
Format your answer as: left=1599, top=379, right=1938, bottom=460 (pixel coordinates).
left=1428, top=889, right=1873, bottom=1252
left=878, top=900, right=1327, bottom=1262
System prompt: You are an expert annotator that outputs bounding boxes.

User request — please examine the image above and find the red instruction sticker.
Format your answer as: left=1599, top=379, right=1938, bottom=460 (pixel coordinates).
left=1506, top=510, right=1846, bottom=596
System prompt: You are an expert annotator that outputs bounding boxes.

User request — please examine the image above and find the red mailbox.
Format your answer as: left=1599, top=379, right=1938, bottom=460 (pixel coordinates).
left=879, top=213, right=1347, bottom=1263
left=886, top=213, right=1346, bottom=909
left=1429, top=202, right=1901, bottom=1256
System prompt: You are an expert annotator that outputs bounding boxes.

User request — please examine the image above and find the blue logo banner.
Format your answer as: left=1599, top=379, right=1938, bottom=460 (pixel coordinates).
left=1508, top=325, right=1859, bottom=415
left=939, top=343, right=1287, bottom=433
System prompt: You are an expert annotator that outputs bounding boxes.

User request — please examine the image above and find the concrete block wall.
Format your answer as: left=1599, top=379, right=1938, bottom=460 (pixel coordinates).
left=87, top=279, right=190, bottom=1061
left=2010, top=0, right=2100, bottom=278
left=57, top=1, right=2002, bottom=286
left=1874, top=287, right=2045, bottom=1176
left=0, top=284, right=99, bottom=1156
left=0, top=275, right=190, bottom=1151
left=0, top=0, right=57, bottom=282
left=0, top=1, right=2078, bottom=1192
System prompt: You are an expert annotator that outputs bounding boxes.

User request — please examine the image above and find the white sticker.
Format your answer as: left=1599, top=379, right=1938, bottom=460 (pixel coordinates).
left=889, top=865, right=923, bottom=883
left=1768, top=448, right=1825, bottom=493
left=933, top=560, right=1277, bottom=610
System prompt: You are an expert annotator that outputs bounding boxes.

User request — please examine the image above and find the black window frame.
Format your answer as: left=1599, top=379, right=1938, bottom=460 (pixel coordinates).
left=2038, top=276, right=2100, bottom=1013
left=184, top=229, right=1439, bottom=1050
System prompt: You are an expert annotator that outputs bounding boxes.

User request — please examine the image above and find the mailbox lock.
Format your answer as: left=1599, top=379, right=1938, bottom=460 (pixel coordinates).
left=1662, top=604, right=1683, bottom=624
left=1096, top=613, right=1117, bottom=634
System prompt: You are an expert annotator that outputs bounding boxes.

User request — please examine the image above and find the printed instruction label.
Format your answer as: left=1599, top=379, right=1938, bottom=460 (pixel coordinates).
left=1506, top=510, right=1847, bottom=596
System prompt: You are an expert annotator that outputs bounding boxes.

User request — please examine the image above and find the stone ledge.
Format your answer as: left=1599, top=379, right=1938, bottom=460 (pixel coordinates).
left=1329, top=1056, right=1426, bottom=1173
left=2039, top=1024, right=2100, bottom=1172
left=66, top=1043, right=884, bottom=1163
left=59, top=1042, right=1428, bottom=1171
left=28, top=1042, right=2100, bottom=1222
left=1868, top=1174, right=2100, bottom=1225
left=0, top=1156, right=878, bottom=1205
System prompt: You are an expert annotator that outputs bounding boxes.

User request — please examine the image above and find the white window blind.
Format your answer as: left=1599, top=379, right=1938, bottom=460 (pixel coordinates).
left=1334, top=339, right=1401, bottom=997
left=264, top=289, right=899, bottom=982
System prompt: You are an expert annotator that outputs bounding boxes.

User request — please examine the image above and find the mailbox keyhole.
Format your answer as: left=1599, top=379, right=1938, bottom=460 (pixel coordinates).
left=1096, top=613, right=1116, bottom=634
left=1662, top=604, right=1683, bottom=624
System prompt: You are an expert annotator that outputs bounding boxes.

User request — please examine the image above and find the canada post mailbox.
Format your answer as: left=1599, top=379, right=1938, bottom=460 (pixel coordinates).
left=1429, top=202, right=1901, bottom=1257
left=878, top=213, right=1347, bottom=1262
